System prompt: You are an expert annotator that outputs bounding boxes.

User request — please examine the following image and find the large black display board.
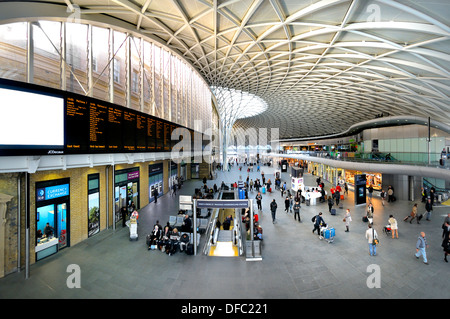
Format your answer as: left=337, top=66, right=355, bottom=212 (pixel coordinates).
left=0, top=78, right=198, bottom=156
left=355, top=174, right=367, bottom=205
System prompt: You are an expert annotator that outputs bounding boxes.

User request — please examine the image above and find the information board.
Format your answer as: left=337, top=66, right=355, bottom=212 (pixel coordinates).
left=0, top=78, right=200, bottom=156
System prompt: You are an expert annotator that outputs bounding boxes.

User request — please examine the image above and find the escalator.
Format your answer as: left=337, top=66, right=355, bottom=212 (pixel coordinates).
left=203, top=190, right=243, bottom=257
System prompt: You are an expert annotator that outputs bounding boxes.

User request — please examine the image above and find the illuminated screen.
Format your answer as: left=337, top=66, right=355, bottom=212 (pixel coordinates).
left=0, top=87, right=64, bottom=147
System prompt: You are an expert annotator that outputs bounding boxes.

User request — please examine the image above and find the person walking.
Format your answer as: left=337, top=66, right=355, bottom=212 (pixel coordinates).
left=270, top=199, right=278, bottom=224
left=366, top=203, right=374, bottom=224
left=388, top=215, right=399, bottom=239
left=387, top=186, right=394, bottom=203
left=404, top=203, right=420, bottom=224
left=415, top=232, right=429, bottom=265
left=380, top=189, right=386, bottom=206
left=421, top=187, right=427, bottom=203
left=312, top=212, right=325, bottom=236
left=365, top=224, right=379, bottom=256
left=442, top=213, right=450, bottom=238
left=343, top=209, right=352, bottom=232
left=289, top=195, right=294, bottom=213
left=441, top=221, right=450, bottom=263
left=368, top=184, right=374, bottom=203
left=425, top=198, right=433, bottom=221
left=327, top=196, right=334, bottom=213
left=284, top=196, right=290, bottom=213
left=256, top=192, right=262, bottom=212
left=293, top=200, right=301, bottom=222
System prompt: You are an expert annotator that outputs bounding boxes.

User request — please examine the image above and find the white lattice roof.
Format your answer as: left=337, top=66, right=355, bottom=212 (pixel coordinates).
left=4, top=0, right=450, bottom=138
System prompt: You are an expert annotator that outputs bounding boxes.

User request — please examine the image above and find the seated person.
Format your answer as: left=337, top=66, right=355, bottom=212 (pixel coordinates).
left=148, top=225, right=161, bottom=250
left=167, top=228, right=180, bottom=255
left=254, top=224, right=263, bottom=240
left=179, top=233, right=190, bottom=252
left=43, top=223, right=54, bottom=238
left=158, top=225, right=172, bottom=251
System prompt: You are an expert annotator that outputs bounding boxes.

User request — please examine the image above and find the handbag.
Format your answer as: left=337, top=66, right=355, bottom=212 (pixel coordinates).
left=372, top=228, right=379, bottom=245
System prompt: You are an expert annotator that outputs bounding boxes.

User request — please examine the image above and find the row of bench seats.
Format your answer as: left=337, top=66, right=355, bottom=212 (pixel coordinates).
left=168, top=215, right=209, bottom=234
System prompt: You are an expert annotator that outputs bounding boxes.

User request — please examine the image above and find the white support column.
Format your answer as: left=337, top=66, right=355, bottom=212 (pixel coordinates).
left=109, top=28, right=114, bottom=104
left=60, top=22, right=66, bottom=91
left=26, top=22, right=34, bottom=84
left=87, top=24, right=93, bottom=97
left=126, top=33, right=131, bottom=109
left=140, top=38, right=145, bottom=113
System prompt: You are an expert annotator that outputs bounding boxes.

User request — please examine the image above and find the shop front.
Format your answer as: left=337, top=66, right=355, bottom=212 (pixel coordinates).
left=169, top=161, right=178, bottom=190
left=148, top=163, right=163, bottom=203
left=191, top=162, right=200, bottom=179
left=345, top=170, right=382, bottom=190
left=114, top=168, right=140, bottom=223
left=35, top=178, right=70, bottom=261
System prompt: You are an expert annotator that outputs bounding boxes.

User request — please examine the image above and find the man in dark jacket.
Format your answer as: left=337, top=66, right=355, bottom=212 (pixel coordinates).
left=270, top=199, right=278, bottom=224
left=425, top=198, right=433, bottom=221
left=181, top=214, right=192, bottom=232
left=312, top=212, right=325, bottom=235
left=293, top=200, right=301, bottom=222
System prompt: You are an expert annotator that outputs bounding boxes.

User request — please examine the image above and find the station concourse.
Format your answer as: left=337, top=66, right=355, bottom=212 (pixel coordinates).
left=0, top=0, right=449, bottom=305
left=0, top=163, right=448, bottom=299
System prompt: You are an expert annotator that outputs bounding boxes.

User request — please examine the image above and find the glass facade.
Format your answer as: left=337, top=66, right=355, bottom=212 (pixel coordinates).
left=0, top=20, right=213, bottom=132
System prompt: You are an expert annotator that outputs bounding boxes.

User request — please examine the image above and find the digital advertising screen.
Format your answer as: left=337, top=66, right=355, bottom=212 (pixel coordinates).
left=0, top=85, right=64, bottom=155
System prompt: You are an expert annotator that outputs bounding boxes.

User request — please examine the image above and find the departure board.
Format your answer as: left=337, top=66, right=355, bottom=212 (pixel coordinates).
left=136, top=114, right=147, bottom=151
left=89, top=102, right=108, bottom=151
left=0, top=78, right=200, bottom=156
left=155, top=119, right=164, bottom=151
left=65, top=97, right=89, bottom=152
left=107, top=105, right=122, bottom=151
left=147, top=118, right=156, bottom=151
left=123, top=110, right=136, bottom=151
left=163, top=122, right=171, bottom=151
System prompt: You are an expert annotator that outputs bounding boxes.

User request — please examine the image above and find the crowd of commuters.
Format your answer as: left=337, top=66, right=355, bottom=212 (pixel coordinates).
left=140, top=159, right=449, bottom=265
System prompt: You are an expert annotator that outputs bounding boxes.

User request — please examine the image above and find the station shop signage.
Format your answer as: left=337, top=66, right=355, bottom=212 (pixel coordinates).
left=196, top=199, right=249, bottom=209
left=36, top=184, right=70, bottom=202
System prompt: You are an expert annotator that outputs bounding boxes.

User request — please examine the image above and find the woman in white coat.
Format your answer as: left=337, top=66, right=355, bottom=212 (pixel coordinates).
left=343, top=209, right=352, bottom=232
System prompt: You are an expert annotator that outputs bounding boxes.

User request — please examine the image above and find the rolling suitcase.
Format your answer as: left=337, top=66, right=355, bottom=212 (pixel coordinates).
left=306, top=199, right=310, bottom=206
left=340, top=195, right=344, bottom=200
left=324, top=227, right=335, bottom=239
left=331, top=208, right=336, bottom=215
left=323, top=227, right=335, bottom=243
left=262, top=186, right=266, bottom=194
left=186, top=243, right=194, bottom=255
left=339, top=202, right=343, bottom=209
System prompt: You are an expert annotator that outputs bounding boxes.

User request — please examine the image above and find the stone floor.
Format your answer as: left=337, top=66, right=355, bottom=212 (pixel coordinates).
left=0, top=164, right=449, bottom=302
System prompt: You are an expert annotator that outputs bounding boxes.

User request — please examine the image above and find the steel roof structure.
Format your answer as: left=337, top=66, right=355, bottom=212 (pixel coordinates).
left=2, top=0, right=450, bottom=139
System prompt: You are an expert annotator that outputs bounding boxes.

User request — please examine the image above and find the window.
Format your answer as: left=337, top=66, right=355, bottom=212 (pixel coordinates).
left=131, top=70, right=138, bottom=93
left=113, top=58, right=120, bottom=83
